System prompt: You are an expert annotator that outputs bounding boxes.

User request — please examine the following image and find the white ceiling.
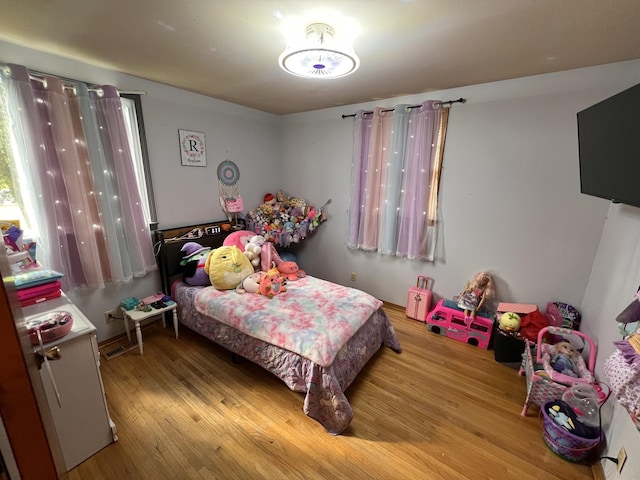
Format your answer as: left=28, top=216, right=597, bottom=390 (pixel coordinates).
left=1, top=0, right=639, bottom=115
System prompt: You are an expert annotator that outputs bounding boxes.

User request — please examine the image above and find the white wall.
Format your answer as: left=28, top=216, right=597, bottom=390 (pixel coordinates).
left=141, top=92, right=280, bottom=229
left=279, top=61, right=639, bottom=310
left=0, top=40, right=281, bottom=340
left=279, top=60, right=640, bottom=480
left=582, top=203, right=640, bottom=479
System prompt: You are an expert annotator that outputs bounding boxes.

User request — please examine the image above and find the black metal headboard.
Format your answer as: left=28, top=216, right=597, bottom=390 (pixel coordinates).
left=153, top=219, right=245, bottom=294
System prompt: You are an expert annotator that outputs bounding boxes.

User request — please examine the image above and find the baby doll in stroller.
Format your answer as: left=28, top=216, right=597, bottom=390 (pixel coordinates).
left=519, top=326, right=600, bottom=417
left=550, top=341, right=580, bottom=378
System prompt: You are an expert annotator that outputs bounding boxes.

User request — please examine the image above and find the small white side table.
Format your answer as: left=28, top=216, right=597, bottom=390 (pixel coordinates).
left=122, top=302, right=178, bottom=355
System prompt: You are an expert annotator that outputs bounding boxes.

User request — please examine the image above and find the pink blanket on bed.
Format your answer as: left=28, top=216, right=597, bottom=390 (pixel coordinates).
left=194, top=275, right=382, bottom=367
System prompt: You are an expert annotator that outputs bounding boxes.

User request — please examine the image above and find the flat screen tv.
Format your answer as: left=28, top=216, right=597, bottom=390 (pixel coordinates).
left=577, top=82, right=640, bottom=208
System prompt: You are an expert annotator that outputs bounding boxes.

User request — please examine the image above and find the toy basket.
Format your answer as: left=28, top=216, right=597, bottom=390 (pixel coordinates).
left=518, top=326, right=600, bottom=416
left=539, top=401, right=601, bottom=463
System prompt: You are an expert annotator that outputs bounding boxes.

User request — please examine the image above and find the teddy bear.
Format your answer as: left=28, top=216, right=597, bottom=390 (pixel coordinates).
left=223, top=229, right=266, bottom=269
left=204, top=245, right=254, bottom=290
left=277, top=261, right=306, bottom=281
left=244, top=235, right=264, bottom=268
left=276, top=190, right=288, bottom=203
left=179, top=242, right=212, bottom=286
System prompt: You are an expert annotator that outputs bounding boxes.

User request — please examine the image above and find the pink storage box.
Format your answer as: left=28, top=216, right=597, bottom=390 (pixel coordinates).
left=496, top=303, right=538, bottom=315
left=17, top=280, right=62, bottom=307
left=405, top=276, right=432, bottom=322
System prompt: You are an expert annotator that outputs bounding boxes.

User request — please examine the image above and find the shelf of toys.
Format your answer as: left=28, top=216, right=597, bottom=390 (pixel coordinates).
left=246, top=191, right=330, bottom=248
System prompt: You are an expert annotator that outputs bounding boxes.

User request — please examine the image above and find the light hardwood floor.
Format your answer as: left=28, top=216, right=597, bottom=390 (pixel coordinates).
left=62, top=304, right=595, bottom=480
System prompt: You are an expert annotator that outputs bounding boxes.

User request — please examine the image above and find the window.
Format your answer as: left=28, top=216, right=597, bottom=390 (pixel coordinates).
left=120, top=94, right=157, bottom=227
left=0, top=90, right=25, bottom=232
left=347, top=100, right=449, bottom=261
left=0, top=64, right=156, bottom=288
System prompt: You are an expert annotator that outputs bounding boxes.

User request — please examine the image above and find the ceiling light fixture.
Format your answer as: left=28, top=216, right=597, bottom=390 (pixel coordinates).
left=279, top=22, right=359, bottom=79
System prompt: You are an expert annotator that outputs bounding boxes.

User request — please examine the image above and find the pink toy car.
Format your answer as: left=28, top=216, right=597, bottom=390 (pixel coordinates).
left=426, top=299, right=494, bottom=349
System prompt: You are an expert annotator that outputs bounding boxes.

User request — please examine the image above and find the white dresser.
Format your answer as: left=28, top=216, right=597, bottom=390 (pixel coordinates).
left=24, top=294, right=117, bottom=473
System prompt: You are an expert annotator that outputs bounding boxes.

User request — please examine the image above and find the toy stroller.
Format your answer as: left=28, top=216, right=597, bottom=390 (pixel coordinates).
left=518, top=326, right=603, bottom=416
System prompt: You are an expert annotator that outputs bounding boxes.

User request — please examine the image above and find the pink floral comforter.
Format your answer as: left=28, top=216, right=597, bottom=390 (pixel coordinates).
left=174, top=279, right=401, bottom=434
left=194, top=276, right=382, bottom=367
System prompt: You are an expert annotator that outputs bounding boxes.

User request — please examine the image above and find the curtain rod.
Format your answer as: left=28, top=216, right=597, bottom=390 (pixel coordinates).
left=340, top=97, right=466, bottom=119
left=28, top=72, right=146, bottom=96
left=1, top=64, right=146, bottom=96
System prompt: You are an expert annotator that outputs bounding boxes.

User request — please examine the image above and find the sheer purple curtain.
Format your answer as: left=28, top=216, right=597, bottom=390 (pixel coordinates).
left=347, top=109, right=371, bottom=249
left=91, top=85, right=156, bottom=280
left=347, top=100, right=448, bottom=261
left=350, top=106, right=393, bottom=251
left=1, top=64, right=156, bottom=289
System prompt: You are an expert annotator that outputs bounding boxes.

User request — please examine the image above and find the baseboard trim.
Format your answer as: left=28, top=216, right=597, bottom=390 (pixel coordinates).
left=382, top=301, right=405, bottom=312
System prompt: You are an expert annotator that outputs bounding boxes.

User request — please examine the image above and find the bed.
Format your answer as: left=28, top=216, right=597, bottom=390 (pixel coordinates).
left=153, top=220, right=401, bottom=434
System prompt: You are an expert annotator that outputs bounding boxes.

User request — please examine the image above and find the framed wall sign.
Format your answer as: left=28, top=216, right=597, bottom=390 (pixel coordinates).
left=179, top=129, right=207, bottom=167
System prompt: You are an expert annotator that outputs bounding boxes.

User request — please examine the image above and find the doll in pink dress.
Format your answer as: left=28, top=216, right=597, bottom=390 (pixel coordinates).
left=456, top=271, right=495, bottom=320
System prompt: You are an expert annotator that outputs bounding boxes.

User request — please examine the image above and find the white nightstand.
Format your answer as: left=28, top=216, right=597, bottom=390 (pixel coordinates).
left=122, top=301, right=178, bottom=355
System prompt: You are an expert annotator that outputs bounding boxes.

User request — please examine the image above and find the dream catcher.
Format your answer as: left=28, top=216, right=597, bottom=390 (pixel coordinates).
left=217, top=159, right=243, bottom=228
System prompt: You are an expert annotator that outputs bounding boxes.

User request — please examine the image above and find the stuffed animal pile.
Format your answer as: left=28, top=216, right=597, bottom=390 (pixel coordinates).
left=180, top=224, right=306, bottom=297
left=246, top=190, right=329, bottom=248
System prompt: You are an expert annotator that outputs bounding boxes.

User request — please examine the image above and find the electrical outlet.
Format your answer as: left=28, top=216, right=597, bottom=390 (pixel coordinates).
left=104, top=309, right=116, bottom=324
left=617, top=446, right=627, bottom=473
left=351, top=272, right=356, bottom=282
